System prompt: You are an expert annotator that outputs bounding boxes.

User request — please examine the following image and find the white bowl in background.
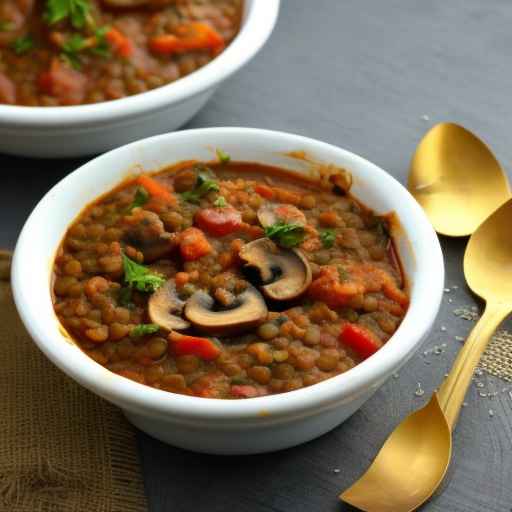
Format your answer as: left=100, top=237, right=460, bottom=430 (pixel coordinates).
left=0, top=1, right=279, bottom=158
left=12, top=128, right=444, bottom=454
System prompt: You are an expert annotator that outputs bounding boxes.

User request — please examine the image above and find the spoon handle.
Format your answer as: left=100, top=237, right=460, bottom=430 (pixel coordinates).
left=437, top=302, right=510, bottom=430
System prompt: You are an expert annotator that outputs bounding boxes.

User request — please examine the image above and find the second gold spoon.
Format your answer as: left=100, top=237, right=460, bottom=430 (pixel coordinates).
left=408, top=122, right=510, bottom=236
left=340, top=198, right=512, bottom=511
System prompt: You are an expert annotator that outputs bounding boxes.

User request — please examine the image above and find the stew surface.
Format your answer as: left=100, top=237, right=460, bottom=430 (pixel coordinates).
left=52, top=157, right=409, bottom=399
left=0, top=0, right=242, bottom=106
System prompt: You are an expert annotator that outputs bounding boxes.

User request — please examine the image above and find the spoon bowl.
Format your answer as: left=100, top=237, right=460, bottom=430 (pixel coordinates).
left=340, top=198, right=512, bottom=511
left=408, top=123, right=510, bottom=236
left=464, top=198, right=512, bottom=301
left=340, top=395, right=451, bottom=512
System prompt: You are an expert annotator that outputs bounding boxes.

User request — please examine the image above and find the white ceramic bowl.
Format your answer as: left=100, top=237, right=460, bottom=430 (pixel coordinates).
left=0, top=1, right=279, bottom=159
left=12, top=128, right=444, bottom=454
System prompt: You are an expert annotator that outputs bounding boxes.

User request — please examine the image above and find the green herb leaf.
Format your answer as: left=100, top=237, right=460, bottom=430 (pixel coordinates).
left=91, top=25, right=111, bottom=57
left=11, top=35, right=34, bottom=55
left=45, top=0, right=90, bottom=29
left=320, top=228, right=336, bottom=248
left=265, top=221, right=305, bottom=248
left=214, top=196, right=227, bottom=208
left=128, top=187, right=149, bottom=212
left=131, top=323, right=160, bottom=337
left=60, top=33, right=86, bottom=68
left=0, top=20, right=15, bottom=32
left=122, top=253, right=165, bottom=293
left=181, top=169, right=219, bottom=204
left=216, top=148, right=230, bottom=164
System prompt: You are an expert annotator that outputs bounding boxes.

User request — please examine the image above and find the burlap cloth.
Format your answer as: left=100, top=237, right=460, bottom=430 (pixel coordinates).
left=0, top=251, right=148, bottom=512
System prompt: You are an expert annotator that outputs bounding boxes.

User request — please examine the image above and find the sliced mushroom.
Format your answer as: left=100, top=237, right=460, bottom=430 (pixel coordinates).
left=257, top=203, right=306, bottom=228
left=184, top=285, right=268, bottom=336
left=148, top=280, right=190, bottom=331
left=122, top=209, right=178, bottom=263
left=239, top=238, right=312, bottom=301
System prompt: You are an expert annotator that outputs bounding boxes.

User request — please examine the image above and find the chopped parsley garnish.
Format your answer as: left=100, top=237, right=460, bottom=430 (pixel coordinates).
left=214, top=196, right=228, bottom=207
left=45, top=0, right=91, bottom=29
left=181, top=169, right=219, bottom=204
left=320, top=229, right=336, bottom=248
left=128, top=186, right=149, bottom=211
left=122, top=253, right=165, bottom=293
left=265, top=221, right=305, bottom=248
left=131, top=323, right=160, bottom=337
left=216, top=148, right=231, bottom=164
left=0, top=21, right=15, bottom=32
left=12, top=36, right=34, bottom=55
left=91, top=26, right=111, bottom=57
left=61, top=33, right=86, bottom=68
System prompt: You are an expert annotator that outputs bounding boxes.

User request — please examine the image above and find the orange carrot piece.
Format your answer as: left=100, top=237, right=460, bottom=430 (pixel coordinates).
left=254, top=184, right=274, bottom=199
left=149, top=34, right=181, bottom=55
left=106, top=28, right=134, bottom=58
left=137, top=175, right=174, bottom=203
left=149, top=22, right=224, bottom=56
left=179, top=227, right=212, bottom=261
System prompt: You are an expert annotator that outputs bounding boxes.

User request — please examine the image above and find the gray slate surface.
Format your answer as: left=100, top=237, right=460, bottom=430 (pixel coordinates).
left=2, top=1, right=512, bottom=511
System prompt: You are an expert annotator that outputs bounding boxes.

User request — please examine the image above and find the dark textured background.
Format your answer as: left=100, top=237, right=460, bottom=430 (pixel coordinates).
left=2, top=1, right=512, bottom=510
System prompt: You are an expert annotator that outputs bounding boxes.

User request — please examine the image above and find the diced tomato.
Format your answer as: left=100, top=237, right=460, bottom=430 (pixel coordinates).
left=195, top=207, right=242, bottom=237
left=0, top=73, right=16, bottom=104
left=38, top=58, right=87, bottom=106
left=254, top=184, right=274, bottom=200
left=169, top=332, right=221, bottom=361
left=339, top=323, right=382, bottom=360
left=106, top=28, right=134, bottom=58
left=136, top=175, right=175, bottom=204
left=307, top=265, right=365, bottom=308
left=149, top=22, right=224, bottom=56
left=179, top=227, right=212, bottom=261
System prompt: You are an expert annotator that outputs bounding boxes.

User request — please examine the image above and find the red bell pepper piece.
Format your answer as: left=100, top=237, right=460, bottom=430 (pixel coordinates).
left=339, top=323, right=381, bottom=360
left=169, top=332, right=221, bottom=360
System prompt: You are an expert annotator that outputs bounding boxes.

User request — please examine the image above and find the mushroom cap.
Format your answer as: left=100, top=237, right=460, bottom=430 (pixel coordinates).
left=257, top=203, right=307, bottom=228
left=148, top=280, right=190, bottom=331
left=184, top=285, right=268, bottom=336
left=239, top=238, right=312, bottom=301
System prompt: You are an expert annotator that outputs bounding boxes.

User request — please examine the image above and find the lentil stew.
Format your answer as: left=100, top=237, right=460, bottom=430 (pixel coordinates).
left=52, top=156, right=409, bottom=399
left=0, top=0, right=242, bottom=106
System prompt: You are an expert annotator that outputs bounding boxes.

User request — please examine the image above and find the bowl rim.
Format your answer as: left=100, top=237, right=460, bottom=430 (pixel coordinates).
left=0, top=0, right=280, bottom=128
left=12, top=127, right=444, bottom=422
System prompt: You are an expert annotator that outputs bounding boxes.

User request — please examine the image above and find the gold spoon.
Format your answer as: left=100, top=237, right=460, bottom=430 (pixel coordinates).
left=340, top=198, right=512, bottom=512
left=408, top=122, right=510, bottom=236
